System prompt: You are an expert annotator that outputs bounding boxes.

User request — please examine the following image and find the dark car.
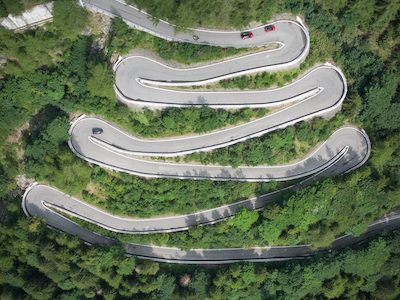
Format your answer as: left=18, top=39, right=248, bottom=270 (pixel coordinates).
left=264, top=25, right=275, bottom=32
left=240, top=31, right=253, bottom=39
left=92, top=128, right=103, bottom=134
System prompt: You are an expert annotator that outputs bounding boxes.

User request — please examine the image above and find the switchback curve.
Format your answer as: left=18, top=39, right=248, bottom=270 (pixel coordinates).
left=20, top=1, right=378, bottom=263
left=22, top=181, right=400, bottom=264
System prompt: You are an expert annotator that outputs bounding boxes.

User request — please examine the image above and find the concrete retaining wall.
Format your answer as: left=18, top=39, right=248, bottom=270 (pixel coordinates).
left=0, top=2, right=53, bottom=31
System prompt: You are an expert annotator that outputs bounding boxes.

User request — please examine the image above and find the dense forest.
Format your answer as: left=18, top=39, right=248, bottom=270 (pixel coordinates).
left=1, top=202, right=400, bottom=299
left=1, top=0, right=400, bottom=298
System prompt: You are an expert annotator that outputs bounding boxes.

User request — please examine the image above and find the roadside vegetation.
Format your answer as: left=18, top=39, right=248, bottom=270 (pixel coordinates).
left=1, top=0, right=400, bottom=298
left=1, top=201, right=400, bottom=299
left=67, top=170, right=394, bottom=250
left=128, top=0, right=278, bottom=29
left=157, top=114, right=345, bottom=168
left=108, top=17, right=251, bottom=64
left=210, top=67, right=300, bottom=90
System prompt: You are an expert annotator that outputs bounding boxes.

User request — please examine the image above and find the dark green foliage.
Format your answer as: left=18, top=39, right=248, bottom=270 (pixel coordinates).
left=1, top=0, right=26, bottom=16
left=23, top=108, right=70, bottom=165
left=1, top=0, right=400, bottom=298
left=360, top=72, right=400, bottom=132
left=3, top=205, right=399, bottom=300
left=281, top=0, right=400, bottom=140
left=188, top=270, right=211, bottom=299
left=108, top=17, right=248, bottom=64
left=182, top=114, right=345, bottom=168
left=86, top=62, right=115, bottom=99
left=51, top=0, right=90, bottom=41
left=87, top=167, right=258, bottom=217
left=227, top=206, right=259, bottom=232
left=129, top=0, right=277, bottom=29
left=78, top=166, right=398, bottom=250
left=23, top=107, right=91, bottom=194
left=218, top=70, right=299, bottom=90
left=0, top=0, right=9, bottom=17
left=0, top=29, right=55, bottom=77
left=0, top=147, right=18, bottom=199
left=152, top=273, right=177, bottom=299
left=108, top=17, right=152, bottom=54
left=76, top=97, right=269, bottom=138
left=0, top=0, right=89, bottom=77
left=153, top=37, right=243, bottom=63
left=58, top=37, right=90, bottom=96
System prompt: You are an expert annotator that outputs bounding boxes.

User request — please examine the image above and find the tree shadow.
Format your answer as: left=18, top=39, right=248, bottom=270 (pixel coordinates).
left=123, top=240, right=316, bottom=263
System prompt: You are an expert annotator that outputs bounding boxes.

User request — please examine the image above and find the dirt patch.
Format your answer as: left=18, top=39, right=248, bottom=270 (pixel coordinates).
left=16, top=174, right=35, bottom=190
left=6, top=120, right=30, bottom=144
left=180, top=274, right=191, bottom=287
left=89, top=10, right=112, bottom=36
left=85, top=182, right=104, bottom=198
left=68, top=111, right=85, bottom=122
left=86, top=8, right=113, bottom=50
left=6, top=175, right=35, bottom=202
left=48, top=49, right=63, bottom=64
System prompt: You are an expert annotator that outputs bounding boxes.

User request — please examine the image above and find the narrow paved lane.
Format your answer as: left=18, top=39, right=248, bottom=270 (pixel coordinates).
left=83, top=0, right=306, bottom=49
left=115, top=60, right=333, bottom=108
left=23, top=184, right=400, bottom=264
left=19, top=1, right=381, bottom=263
left=26, top=125, right=369, bottom=234
left=70, top=122, right=369, bottom=181
left=82, top=1, right=310, bottom=108
left=112, top=19, right=309, bottom=107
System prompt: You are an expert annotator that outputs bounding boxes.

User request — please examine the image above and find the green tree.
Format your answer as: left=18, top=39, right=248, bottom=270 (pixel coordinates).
left=152, top=273, right=177, bottom=299
left=86, top=62, right=115, bottom=99
left=52, top=0, right=89, bottom=41
left=372, top=278, right=400, bottom=300
left=322, top=275, right=348, bottom=299
left=373, top=0, right=400, bottom=33
left=188, top=270, right=211, bottom=300
left=227, top=207, right=259, bottom=232
left=0, top=0, right=8, bottom=17
left=1, top=0, right=24, bottom=16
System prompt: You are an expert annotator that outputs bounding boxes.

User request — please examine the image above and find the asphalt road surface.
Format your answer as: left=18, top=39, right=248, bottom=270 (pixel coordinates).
left=83, top=0, right=310, bottom=108
left=83, top=0, right=305, bottom=49
left=70, top=120, right=369, bottom=181
left=112, top=18, right=309, bottom=107
left=115, top=59, right=332, bottom=109
left=21, top=1, right=383, bottom=263
left=23, top=184, right=400, bottom=264
left=25, top=132, right=367, bottom=234
left=91, top=66, right=346, bottom=156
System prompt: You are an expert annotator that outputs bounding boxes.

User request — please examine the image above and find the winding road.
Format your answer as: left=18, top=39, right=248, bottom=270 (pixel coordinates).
left=83, top=0, right=305, bottom=49
left=19, top=0, right=390, bottom=263
left=70, top=119, right=369, bottom=181
left=23, top=183, right=400, bottom=264
left=113, top=19, right=309, bottom=108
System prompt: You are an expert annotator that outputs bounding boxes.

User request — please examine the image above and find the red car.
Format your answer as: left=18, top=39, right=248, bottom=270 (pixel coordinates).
left=241, top=31, right=253, bottom=39
left=264, top=25, right=275, bottom=32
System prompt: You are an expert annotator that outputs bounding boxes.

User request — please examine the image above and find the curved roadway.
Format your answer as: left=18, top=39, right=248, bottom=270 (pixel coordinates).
left=84, top=1, right=310, bottom=108
left=83, top=0, right=305, bottom=49
left=70, top=121, right=368, bottom=181
left=113, top=19, right=309, bottom=108
left=20, top=1, right=381, bottom=263
left=27, top=127, right=369, bottom=234
left=115, top=59, right=334, bottom=109
left=115, top=54, right=318, bottom=108
left=23, top=184, right=400, bottom=264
